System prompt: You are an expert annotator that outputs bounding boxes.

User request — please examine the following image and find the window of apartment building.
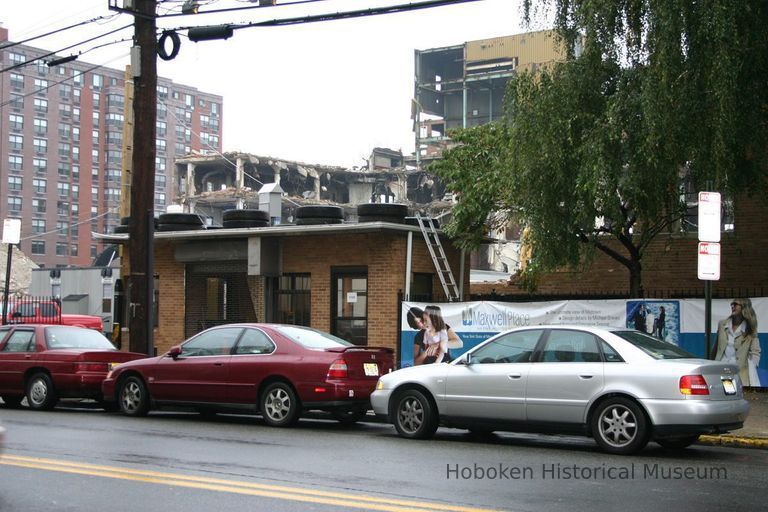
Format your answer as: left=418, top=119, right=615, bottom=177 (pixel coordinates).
left=36, top=60, right=48, bottom=75
left=73, top=107, right=80, bottom=123
left=32, top=198, right=46, bottom=213
left=32, top=219, right=46, bottom=234
left=8, top=155, right=23, bottom=171
left=57, top=201, right=69, bottom=215
left=92, top=187, right=99, bottom=201
left=34, top=78, right=48, bottom=95
left=106, top=113, right=124, bottom=127
left=110, top=77, right=118, bottom=86
left=33, top=138, right=47, bottom=153
left=175, top=124, right=185, bottom=140
left=57, top=182, right=70, bottom=196
left=198, top=98, right=205, bottom=108
left=9, top=134, right=23, bottom=151
left=157, top=85, right=168, bottom=98
left=56, top=221, right=69, bottom=234
left=679, top=174, right=735, bottom=233
left=8, top=176, right=22, bottom=191
left=172, top=90, right=180, bottom=100
left=92, top=129, right=100, bottom=145
left=71, top=244, right=79, bottom=257
left=184, top=93, right=194, bottom=109
left=106, top=131, right=122, bottom=146
left=106, top=188, right=120, bottom=202
left=92, top=166, right=99, bottom=180
left=90, top=245, right=97, bottom=258
left=185, top=128, right=191, bottom=143
left=9, top=114, right=23, bottom=130
left=156, top=174, right=166, bottom=187
left=34, top=118, right=48, bottom=135
left=32, top=241, right=45, bottom=255
left=73, top=72, right=83, bottom=86
left=9, top=52, right=25, bottom=66
left=92, top=74, right=103, bottom=89
left=56, top=243, right=68, bottom=256
left=71, top=203, right=79, bottom=215
left=33, top=178, right=47, bottom=193
left=156, top=120, right=167, bottom=137
left=10, top=73, right=24, bottom=89
left=157, top=102, right=167, bottom=118
left=72, top=127, right=80, bottom=142
left=106, top=168, right=121, bottom=183
left=57, top=66, right=67, bottom=76
left=58, top=162, right=71, bottom=178
left=73, top=87, right=81, bottom=103
left=200, top=115, right=210, bottom=129
left=33, top=158, right=47, bottom=173
left=107, top=150, right=121, bottom=164
left=275, top=274, right=311, bottom=326
left=73, top=146, right=80, bottom=162
left=72, top=184, right=79, bottom=196
left=154, top=192, right=165, bottom=205
left=156, top=139, right=166, bottom=152
left=93, top=92, right=101, bottom=109
left=60, top=83, right=72, bottom=101
left=175, top=142, right=186, bottom=156
left=90, top=148, right=98, bottom=163
left=211, top=102, right=220, bottom=116
left=72, top=165, right=80, bottom=181
left=7, top=197, right=22, bottom=212
left=58, top=142, right=70, bottom=158
left=58, top=122, right=70, bottom=139
left=107, top=94, right=124, bottom=108
left=10, top=94, right=24, bottom=109
left=60, top=103, right=71, bottom=118
left=155, top=157, right=166, bottom=172
left=92, top=111, right=100, bottom=125
left=34, top=98, right=48, bottom=113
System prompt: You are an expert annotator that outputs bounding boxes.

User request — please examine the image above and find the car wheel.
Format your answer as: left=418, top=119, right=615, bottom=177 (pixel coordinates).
left=223, top=209, right=270, bottom=222
left=119, top=376, right=150, bottom=417
left=26, top=373, right=58, bottom=411
left=331, top=407, right=367, bottom=425
left=261, top=382, right=301, bottom=427
left=1, top=395, right=23, bottom=409
left=295, top=205, right=344, bottom=219
left=656, top=435, right=699, bottom=450
left=393, top=389, right=438, bottom=439
left=591, top=397, right=649, bottom=455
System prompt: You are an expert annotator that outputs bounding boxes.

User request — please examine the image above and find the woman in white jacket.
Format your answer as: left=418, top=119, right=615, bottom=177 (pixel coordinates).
left=715, top=298, right=761, bottom=386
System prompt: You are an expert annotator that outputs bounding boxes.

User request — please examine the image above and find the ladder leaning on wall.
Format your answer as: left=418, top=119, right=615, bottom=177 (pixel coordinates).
left=415, top=213, right=461, bottom=302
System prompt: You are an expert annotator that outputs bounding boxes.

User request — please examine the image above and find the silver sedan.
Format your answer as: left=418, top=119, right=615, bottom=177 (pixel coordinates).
left=371, top=326, right=750, bottom=454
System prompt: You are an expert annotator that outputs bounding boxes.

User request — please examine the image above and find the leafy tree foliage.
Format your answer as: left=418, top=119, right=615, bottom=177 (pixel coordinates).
left=433, top=1, right=768, bottom=297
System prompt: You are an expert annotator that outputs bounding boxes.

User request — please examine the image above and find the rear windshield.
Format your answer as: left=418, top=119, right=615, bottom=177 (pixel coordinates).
left=45, top=326, right=115, bottom=350
left=613, top=330, right=696, bottom=359
left=274, top=326, right=353, bottom=349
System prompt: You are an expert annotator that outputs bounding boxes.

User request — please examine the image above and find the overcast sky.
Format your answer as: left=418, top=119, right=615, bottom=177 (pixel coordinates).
left=2, top=0, right=552, bottom=167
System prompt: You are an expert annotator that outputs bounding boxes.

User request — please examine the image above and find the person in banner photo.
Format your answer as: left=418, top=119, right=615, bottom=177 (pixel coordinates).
left=715, top=298, right=761, bottom=386
left=653, top=306, right=666, bottom=340
left=408, top=305, right=463, bottom=365
left=632, top=303, right=648, bottom=333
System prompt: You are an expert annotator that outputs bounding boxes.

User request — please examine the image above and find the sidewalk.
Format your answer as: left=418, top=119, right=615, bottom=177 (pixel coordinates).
left=699, top=390, right=768, bottom=449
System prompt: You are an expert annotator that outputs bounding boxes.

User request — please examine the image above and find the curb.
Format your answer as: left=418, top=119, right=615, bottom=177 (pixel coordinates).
left=698, top=435, right=768, bottom=449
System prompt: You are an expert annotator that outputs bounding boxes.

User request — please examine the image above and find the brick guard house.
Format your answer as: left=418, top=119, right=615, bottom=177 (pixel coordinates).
left=97, top=220, right=467, bottom=361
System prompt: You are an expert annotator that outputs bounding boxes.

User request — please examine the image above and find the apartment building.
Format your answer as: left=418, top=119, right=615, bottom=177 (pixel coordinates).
left=0, top=25, right=223, bottom=267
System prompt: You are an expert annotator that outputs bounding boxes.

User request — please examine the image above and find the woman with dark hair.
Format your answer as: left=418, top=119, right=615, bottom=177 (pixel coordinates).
left=422, top=305, right=449, bottom=364
left=407, top=306, right=428, bottom=365
left=715, top=298, right=761, bottom=386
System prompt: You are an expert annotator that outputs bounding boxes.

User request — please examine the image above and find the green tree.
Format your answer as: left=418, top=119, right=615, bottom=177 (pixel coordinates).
left=432, top=1, right=768, bottom=297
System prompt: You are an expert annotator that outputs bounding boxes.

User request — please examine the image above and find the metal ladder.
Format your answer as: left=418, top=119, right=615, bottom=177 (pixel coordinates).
left=415, top=213, right=461, bottom=302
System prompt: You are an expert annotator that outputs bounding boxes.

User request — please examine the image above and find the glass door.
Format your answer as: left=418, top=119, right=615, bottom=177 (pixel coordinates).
left=331, top=267, right=367, bottom=346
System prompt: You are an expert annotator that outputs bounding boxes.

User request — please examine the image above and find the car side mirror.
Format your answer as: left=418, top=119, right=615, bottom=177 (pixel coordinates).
left=457, top=353, right=472, bottom=365
left=168, top=345, right=182, bottom=359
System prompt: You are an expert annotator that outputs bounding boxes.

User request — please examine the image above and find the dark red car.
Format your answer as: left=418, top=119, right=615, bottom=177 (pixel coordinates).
left=102, top=324, right=395, bottom=426
left=0, top=324, right=146, bottom=410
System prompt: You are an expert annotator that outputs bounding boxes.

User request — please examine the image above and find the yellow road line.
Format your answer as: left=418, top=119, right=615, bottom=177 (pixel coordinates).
left=0, top=455, right=503, bottom=512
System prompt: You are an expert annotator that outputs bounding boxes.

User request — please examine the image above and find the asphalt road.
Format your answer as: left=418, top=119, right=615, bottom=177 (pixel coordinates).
left=1, top=404, right=767, bottom=512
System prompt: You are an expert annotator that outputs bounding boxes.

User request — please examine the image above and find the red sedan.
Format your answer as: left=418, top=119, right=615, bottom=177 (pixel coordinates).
left=0, top=324, right=146, bottom=410
left=102, top=324, right=395, bottom=426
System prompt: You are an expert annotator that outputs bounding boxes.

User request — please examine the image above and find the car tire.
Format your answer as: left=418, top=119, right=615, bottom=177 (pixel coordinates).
left=357, top=215, right=406, bottom=224
left=1, top=395, right=24, bottom=409
left=295, top=205, right=344, bottom=219
left=331, top=407, right=367, bottom=425
left=223, top=209, right=270, bottom=222
left=393, top=389, right=438, bottom=439
left=222, top=219, right=270, bottom=229
left=119, top=376, right=150, bottom=417
left=357, top=203, right=408, bottom=218
left=26, top=373, right=58, bottom=411
left=261, top=382, right=301, bottom=427
left=295, top=217, right=343, bottom=225
left=656, top=435, right=699, bottom=450
left=591, top=397, right=649, bottom=455
left=157, top=213, right=204, bottom=225
left=156, top=223, right=205, bottom=232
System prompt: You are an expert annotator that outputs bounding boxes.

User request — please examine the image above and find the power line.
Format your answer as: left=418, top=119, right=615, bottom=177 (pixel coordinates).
left=0, top=14, right=122, bottom=51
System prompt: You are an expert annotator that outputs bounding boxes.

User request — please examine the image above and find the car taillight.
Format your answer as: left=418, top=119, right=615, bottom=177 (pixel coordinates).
left=327, top=359, right=348, bottom=379
left=680, top=375, right=709, bottom=395
left=75, top=363, right=109, bottom=373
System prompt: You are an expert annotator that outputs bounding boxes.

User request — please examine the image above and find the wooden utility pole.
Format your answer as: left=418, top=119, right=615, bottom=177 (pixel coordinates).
left=128, top=0, right=157, bottom=354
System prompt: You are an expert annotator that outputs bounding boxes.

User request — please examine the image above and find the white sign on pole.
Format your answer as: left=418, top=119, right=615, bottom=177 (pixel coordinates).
left=2, top=218, right=21, bottom=244
left=698, top=191, right=721, bottom=242
left=698, top=242, right=721, bottom=280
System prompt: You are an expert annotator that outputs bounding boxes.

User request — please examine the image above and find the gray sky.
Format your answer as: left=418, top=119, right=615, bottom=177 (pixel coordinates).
left=2, top=0, right=551, bottom=166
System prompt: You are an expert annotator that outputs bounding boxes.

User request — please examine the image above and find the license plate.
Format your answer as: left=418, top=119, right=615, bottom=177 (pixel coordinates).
left=722, top=378, right=736, bottom=395
left=363, top=363, right=379, bottom=377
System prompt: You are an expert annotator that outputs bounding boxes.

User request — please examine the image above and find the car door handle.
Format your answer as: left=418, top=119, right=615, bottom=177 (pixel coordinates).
left=508, top=374, right=522, bottom=379
left=213, top=363, right=224, bottom=367
left=579, top=375, right=594, bottom=379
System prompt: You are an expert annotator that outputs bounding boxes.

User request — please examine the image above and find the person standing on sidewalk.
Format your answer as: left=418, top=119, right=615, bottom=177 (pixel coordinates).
left=715, top=298, right=761, bottom=386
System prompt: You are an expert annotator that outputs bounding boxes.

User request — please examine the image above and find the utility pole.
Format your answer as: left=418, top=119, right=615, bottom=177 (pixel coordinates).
left=128, top=0, right=157, bottom=354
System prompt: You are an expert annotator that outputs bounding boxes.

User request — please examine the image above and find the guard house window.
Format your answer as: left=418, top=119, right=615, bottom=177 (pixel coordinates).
left=275, top=274, right=311, bottom=327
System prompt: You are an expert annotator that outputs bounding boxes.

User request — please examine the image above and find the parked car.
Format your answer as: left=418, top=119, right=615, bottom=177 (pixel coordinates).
left=371, top=325, right=750, bottom=454
left=0, top=423, right=5, bottom=454
left=0, top=324, right=146, bottom=410
left=102, top=324, right=395, bottom=426
left=3, top=298, right=103, bottom=332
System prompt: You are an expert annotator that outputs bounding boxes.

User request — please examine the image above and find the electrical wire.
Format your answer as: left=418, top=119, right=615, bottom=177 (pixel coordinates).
left=20, top=208, right=119, bottom=242
left=0, top=14, right=122, bottom=51
left=156, top=0, right=335, bottom=18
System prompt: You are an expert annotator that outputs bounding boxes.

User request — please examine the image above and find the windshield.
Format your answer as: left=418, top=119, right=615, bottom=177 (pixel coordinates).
left=45, top=326, right=115, bottom=350
left=613, top=330, right=696, bottom=359
left=274, top=325, right=353, bottom=349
